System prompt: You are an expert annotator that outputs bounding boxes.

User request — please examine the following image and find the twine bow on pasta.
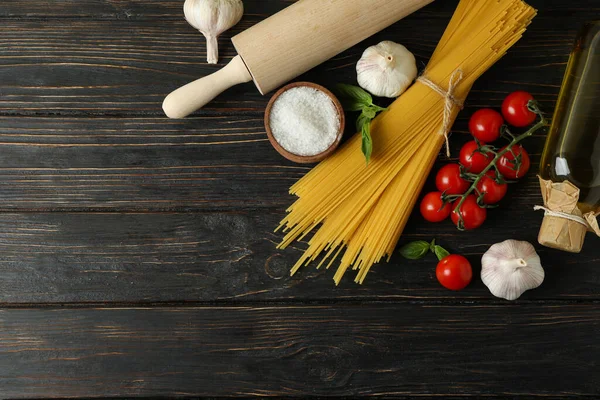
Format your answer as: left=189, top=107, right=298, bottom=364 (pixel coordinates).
left=417, top=69, right=465, bottom=157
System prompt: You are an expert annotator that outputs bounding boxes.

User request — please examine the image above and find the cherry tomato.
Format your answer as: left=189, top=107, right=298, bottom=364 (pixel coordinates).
left=502, top=91, right=537, bottom=127
left=451, top=195, right=487, bottom=230
left=476, top=171, right=508, bottom=204
left=497, top=145, right=531, bottom=179
left=420, top=192, right=451, bottom=223
left=459, top=141, right=493, bottom=174
left=469, top=108, right=504, bottom=143
left=436, top=254, right=472, bottom=291
left=435, top=164, right=470, bottom=195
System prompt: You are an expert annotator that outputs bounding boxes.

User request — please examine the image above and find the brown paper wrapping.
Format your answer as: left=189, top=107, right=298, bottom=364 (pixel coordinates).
left=538, top=177, right=600, bottom=253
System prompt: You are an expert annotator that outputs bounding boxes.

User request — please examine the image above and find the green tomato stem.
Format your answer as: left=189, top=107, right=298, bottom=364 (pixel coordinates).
left=453, top=103, right=547, bottom=230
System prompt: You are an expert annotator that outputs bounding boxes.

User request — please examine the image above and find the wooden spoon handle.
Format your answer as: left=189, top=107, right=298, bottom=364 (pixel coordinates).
left=162, top=55, right=252, bottom=119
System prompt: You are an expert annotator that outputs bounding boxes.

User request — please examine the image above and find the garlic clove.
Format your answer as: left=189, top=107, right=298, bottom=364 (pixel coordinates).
left=481, top=240, right=545, bottom=301
left=357, top=41, right=418, bottom=98
left=184, top=0, right=244, bottom=64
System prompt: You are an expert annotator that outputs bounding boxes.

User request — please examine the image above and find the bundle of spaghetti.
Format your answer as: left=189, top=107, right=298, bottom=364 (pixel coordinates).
left=276, top=0, right=537, bottom=285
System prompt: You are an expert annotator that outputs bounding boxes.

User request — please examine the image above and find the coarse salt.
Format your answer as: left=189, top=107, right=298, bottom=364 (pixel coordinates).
left=269, top=86, right=341, bottom=157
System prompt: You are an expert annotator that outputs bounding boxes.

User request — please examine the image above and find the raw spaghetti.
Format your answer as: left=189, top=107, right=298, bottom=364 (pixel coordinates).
left=276, top=0, right=537, bottom=285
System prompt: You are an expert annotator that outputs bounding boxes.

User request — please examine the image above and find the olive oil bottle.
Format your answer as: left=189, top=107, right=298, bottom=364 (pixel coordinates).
left=538, top=21, right=600, bottom=252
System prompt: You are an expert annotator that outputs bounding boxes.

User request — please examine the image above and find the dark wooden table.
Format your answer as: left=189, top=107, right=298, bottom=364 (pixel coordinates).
left=0, top=0, right=598, bottom=398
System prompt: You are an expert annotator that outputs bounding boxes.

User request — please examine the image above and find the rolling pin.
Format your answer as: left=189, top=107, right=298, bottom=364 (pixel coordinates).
left=163, top=0, right=433, bottom=119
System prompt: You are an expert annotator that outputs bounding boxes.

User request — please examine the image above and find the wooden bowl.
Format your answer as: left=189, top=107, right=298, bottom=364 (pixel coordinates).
left=264, top=82, right=345, bottom=164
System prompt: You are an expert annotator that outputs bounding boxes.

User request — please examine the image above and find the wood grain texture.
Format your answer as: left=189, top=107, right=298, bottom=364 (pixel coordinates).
left=0, top=305, right=598, bottom=398
left=0, top=0, right=291, bottom=19
left=0, top=1, right=599, bottom=398
left=0, top=212, right=596, bottom=303
left=0, top=115, right=554, bottom=211
left=0, top=0, right=596, bottom=116
left=0, top=114, right=292, bottom=211
left=3, top=0, right=597, bottom=19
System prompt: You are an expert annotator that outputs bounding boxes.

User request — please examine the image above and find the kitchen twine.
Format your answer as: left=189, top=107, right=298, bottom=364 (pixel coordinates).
left=417, top=69, right=465, bottom=157
left=533, top=206, right=591, bottom=228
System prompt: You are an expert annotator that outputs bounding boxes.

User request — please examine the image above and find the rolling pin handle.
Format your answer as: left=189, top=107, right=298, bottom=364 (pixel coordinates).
left=162, top=55, right=253, bottom=119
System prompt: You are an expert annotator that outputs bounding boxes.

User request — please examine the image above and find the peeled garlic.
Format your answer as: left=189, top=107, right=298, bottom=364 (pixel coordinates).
left=184, top=0, right=244, bottom=64
left=356, top=41, right=418, bottom=98
left=481, top=240, right=545, bottom=301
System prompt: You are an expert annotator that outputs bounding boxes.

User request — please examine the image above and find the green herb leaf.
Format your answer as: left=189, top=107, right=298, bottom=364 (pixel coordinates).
left=335, top=83, right=386, bottom=164
left=399, top=241, right=431, bottom=260
left=361, top=122, right=373, bottom=165
left=356, top=113, right=370, bottom=132
left=433, top=246, right=450, bottom=261
left=362, top=106, right=377, bottom=120
left=371, top=104, right=388, bottom=113
left=344, top=99, right=370, bottom=112
left=335, top=84, right=373, bottom=110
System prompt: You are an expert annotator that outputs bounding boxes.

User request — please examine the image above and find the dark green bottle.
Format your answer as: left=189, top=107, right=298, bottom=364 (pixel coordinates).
left=538, top=22, right=600, bottom=253
left=540, top=21, right=600, bottom=213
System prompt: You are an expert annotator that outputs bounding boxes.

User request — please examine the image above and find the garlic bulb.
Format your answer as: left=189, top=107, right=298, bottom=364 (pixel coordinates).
left=481, top=240, right=545, bottom=301
left=184, top=0, right=244, bottom=64
left=356, top=41, right=418, bottom=98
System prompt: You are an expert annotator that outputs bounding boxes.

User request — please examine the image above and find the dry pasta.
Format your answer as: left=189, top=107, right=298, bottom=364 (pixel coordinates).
left=277, top=0, right=537, bottom=285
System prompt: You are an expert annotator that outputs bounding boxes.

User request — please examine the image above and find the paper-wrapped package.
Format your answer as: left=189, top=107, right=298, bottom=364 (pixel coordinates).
left=537, top=177, right=600, bottom=253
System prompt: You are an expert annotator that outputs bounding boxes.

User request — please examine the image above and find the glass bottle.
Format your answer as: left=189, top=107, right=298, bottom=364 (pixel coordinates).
left=538, top=21, right=600, bottom=252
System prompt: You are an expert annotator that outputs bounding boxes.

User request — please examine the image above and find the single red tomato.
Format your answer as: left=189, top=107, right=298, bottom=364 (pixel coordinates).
left=476, top=171, right=508, bottom=204
left=497, top=145, right=531, bottom=179
left=436, top=254, right=473, bottom=291
left=469, top=108, right=504, bottom=143
left=435, top=164, right=470, bottom=195
left=459, top=141, right=493, bottom=174
left=502, top=91, right=537, bottom=127
left=420, top=191, right=451, bottom=223
left=451, top=195, right=487, bottom=230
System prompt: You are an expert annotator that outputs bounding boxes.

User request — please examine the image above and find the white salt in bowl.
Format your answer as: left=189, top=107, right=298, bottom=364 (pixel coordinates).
left=265, top=82, right=345, bottom=164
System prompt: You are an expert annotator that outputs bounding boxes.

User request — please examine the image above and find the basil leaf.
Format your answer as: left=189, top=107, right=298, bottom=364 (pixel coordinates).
left=343, top=99, right=369, bottom=112
left=362, top=106, right=377, bottom=120
left=356, top=113, right=370, bottom=132
left=371, top=104, right=388, bottom=113
left=334, top=83, right=386, bottom=163
left=399, top=241, right=431, bottom=260
left=433, top=245, right=450, bottom=261
left=335, top=84, right=373, bottom=110
left=361, top=122, right=373, bottom=165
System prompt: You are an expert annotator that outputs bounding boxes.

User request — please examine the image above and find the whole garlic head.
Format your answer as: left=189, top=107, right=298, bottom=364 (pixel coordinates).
left=184, top=0, right=244, bottom=64
left=481, top=240, right=545, bottom=301
left=356, top=41, right=418, bottom=98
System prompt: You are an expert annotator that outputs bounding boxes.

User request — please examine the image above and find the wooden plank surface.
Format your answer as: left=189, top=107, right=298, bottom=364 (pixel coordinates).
left=0, top=305, right=598, bottom=398
left=0, top=0, right=591, bottom=116
left=0, top=212, right=597, bottom=304
left=0, top=116, right=300, bottom=211
left=0, top=0, right=290, bottom=19
left=0, top=115, right=552, bottom=212
left=0, top=0, right=599, bottom=398
left=3, top=0, right=597, bottom=19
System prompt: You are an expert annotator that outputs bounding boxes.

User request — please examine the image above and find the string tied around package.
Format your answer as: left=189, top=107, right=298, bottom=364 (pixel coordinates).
left=534, top=205, right=600, bottom=235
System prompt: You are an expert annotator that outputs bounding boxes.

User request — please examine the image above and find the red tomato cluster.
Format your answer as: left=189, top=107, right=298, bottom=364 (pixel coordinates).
left=420, top=91, right=536, bottom=230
